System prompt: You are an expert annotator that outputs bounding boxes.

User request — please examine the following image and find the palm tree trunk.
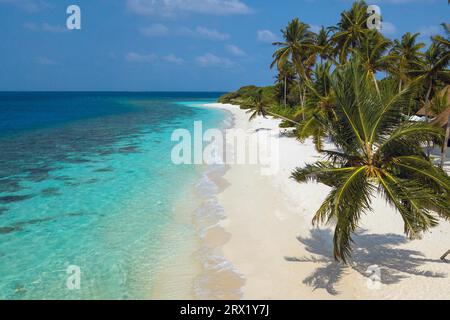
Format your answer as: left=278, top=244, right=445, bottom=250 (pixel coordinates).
left=425, top=81, right=433, bottom=104
left=441, top=250, right=450, bottom=262
left=424, top=81, right=433, bottom=122
left=302, top=87, right=307, bottom=121
left=425, top=82, right=433, bottom=157
left=298, top=79, right=305, bottom=121
left=372, top=72, right=380, bottom=96
left=284, top=75, right=287, bottom=108
left=267, top=111, right=300, bottom=126
left=398, top=79, right=402, bottom=93
left=440, top=114, right=450, bottom=168
left=298, top=80, right=302, bottom=104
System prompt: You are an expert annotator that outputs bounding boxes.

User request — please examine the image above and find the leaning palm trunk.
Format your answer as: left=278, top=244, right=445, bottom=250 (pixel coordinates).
left=425, top=82, right=433, bottom=156
left=302, top=87, right=307, bottom=110
left=370, top=71, right=380, bottom=96
left=425, top=82, right=433, bottom=120
left=267, top=111, right=300, bottom=126
left=298, top=83, right=308, bottom=122
left=297, top=79, right=305, bottom=121
left=441, top=250, right=450, bottom=262
left=245, top=89, right=300, bottom=127
left=284, top=75, right=287, bottom=107
left=440, top=114, right=450, bottom=168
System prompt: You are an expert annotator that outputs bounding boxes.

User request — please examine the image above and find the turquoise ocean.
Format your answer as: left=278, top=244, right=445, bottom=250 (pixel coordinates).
left=0, top=92, right=230, bottom=299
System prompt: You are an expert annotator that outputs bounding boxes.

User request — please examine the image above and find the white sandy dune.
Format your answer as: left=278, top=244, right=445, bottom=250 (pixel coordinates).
left=204, top=103, right=450, bottom=300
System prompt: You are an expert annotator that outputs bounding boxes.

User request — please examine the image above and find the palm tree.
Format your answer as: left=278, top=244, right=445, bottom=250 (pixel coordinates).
left=272, top=18, right=317, bottom=118
left=315, top=26, right=334, bottom=64
left=410, top=42, right=450, bottom=155
left=292, top=62, right=450, bottom=262
left=410, top=43, right=450, bottom=121
left=432, top=23, right=450, bottom=52
left=244, top=89, right=300, bottom=125
left=352, top=31, right=394, bottom=95
left=410, top=43, right=449, bottom=157
left=429, top=87, right=450, bottom=116
left=272, top=18, right=316, bottom=80
left=329, top=0, right=370, bottom=65
left=389, top=32, right=425, bottom=92
left=296, top=62, right=336, bottom=151
left=271, top=60, right=295, bottom=108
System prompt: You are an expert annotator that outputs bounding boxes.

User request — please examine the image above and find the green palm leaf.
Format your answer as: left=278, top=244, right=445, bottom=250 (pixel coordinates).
left=292, top=61, right=450, bottom=262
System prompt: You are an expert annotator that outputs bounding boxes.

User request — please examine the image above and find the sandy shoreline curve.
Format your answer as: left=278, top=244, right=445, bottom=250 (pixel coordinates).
left=201, top=102, right=450, bottom=300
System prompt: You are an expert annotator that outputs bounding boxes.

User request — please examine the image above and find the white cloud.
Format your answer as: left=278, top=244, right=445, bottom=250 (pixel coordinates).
left=381, top=21, right=397, bottom=36
left=36, top=57, right=57, bottom=65
left=196, top=53, right=235, bottom=68
left=257, top=30, right=278, bottom=44
left=127, top=0, right=251, bottom=17
left=140, top=24, right=169, bottom=37
left=418, top=25, right=441, bottom=37
left=196, top=27, right=230, bottom=41
left=24, top=22, right=66, bottom=33
left=310, top=25, right=321, bottom=34
left=139, top=25, right=230, bottom=41
left=226, top=44, right=246, bottom=57
left=125, top=52, right=158, bottom=63
left=0, top=0, right=49, bottom=13
left=163, top=54, right=184, bottom=64
left=370, top=0, right=434, bottom=3
left=177, top=26, right=196, bottom=37
left=176, top=26, right=230, bottom=41
left=125, top=52, right=185, bottom=64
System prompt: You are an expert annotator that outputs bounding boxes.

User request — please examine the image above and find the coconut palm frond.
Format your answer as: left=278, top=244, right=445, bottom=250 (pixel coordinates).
left=292, top=61, right=450, bottom=262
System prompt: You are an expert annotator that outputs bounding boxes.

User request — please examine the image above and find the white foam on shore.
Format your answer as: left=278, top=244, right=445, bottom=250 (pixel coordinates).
left=194, top=249, right=245, bottom=299
left=191, top=107, right=245, bottom=299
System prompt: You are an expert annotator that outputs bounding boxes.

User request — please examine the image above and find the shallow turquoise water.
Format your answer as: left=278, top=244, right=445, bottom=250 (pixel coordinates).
left=0, top=93, right=227, bottom=299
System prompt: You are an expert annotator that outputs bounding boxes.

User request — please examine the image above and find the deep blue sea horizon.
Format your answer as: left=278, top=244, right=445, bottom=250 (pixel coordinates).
left=0, top=92, right=229, bottom=299
left=0, top=91, right=225, bottom=136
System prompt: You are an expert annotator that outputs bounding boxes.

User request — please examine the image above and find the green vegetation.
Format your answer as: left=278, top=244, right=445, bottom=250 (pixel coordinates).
left=218, top=85, right=277, bottom=107
left=219, top=0, right=450, bottom=262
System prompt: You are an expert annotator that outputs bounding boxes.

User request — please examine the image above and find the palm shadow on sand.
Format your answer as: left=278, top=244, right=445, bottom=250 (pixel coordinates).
left=285, top=229, right=447, bottom=295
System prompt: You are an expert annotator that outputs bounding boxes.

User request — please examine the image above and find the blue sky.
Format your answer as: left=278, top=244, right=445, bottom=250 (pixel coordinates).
left=0, top=0, right=447, bottom=91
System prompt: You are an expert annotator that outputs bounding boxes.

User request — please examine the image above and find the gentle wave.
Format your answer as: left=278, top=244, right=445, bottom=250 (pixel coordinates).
left=192, top=110, right=245, bottom=300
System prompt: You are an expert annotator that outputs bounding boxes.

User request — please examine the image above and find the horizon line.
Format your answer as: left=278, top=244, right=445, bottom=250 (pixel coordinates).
left=0, top=90, right=229, bottom=93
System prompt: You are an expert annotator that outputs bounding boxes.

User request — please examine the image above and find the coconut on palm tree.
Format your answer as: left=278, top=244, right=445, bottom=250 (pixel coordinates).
left=292, top=61, right=450, bottom=262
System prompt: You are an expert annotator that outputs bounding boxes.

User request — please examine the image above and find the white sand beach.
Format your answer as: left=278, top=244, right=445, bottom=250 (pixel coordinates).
left=203, top=102, right=450, bottom=300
